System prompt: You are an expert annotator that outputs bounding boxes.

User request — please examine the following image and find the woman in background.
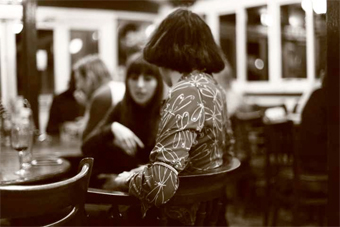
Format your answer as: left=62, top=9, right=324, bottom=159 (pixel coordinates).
left=73, top=55, right=125, bottom=140
left=111, top=8, right=234, bottom=225
left=82, top=52, right=164, bottom=187
left=46, top=71, right=85, bottom=138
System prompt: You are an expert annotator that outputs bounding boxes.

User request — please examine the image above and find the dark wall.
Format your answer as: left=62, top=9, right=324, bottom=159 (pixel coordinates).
left=326, top=0, right=340, bottom=226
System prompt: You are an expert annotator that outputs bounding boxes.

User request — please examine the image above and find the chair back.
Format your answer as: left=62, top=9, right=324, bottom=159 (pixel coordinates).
left=231, top=112, right=265, bottom=163
left=161, top=157, right=240, bottom=226
left=264, top=120, right=295, bottom=176
left=0, top=157, right=93, bottom=226
left=87, top=157, right=240, bottom=226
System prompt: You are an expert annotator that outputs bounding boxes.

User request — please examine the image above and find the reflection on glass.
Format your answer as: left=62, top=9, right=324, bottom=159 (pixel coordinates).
left=117, top=20, right=152, bottom=81
left=246, top=6, right=268, bottom=81
left=281, top=4, right=307, bottom=79
left=314, top=13, right=326, bottom=79
left=219, top=14, right=236, bottom=79
left=118, top=20, right=151, bottom=66
left=70, top=30, right=99, bottom=67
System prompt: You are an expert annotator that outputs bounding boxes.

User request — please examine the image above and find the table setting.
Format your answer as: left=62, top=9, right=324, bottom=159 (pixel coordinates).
left=0, top=97, right=73, bottom=185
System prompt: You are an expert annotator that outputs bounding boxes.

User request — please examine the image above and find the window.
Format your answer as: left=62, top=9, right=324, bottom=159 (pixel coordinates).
left=70, top=30, right=99, bottom=67
left=246, top=6, right=268, bottom=81
left=219, top=14, right=236, bottom=78
left=281, top=4, right=307, bottom=79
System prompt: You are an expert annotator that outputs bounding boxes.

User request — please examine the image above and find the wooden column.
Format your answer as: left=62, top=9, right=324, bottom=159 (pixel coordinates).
left=326, top=0, right=339, bottom=226
left=22, top=0, right=39, bottom=130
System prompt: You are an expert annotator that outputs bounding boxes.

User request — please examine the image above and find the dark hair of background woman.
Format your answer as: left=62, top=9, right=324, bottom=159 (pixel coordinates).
left=67, top=70, right=77, bottom=92
left=120, top=53, right=164, bottom=138
left=143, top=8, right=225, bottom=74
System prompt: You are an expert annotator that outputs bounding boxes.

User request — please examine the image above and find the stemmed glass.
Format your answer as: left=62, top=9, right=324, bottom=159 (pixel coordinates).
left=11, top=120, right=32, bottom=176
left=10, top=97, right=34, bottom=176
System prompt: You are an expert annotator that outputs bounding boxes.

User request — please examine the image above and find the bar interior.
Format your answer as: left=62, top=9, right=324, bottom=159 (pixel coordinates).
left=0, top=0, right=338, bottom=226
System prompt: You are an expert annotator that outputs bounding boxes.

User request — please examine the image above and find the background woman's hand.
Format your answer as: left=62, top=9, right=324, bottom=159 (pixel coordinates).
left=73, top=89, right=87, bottom=107
left=111, top=122, right=144, bottom=156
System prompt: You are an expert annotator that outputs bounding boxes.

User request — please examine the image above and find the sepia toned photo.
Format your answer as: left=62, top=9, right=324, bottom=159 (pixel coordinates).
left=0, top=0, right=338, bottom=226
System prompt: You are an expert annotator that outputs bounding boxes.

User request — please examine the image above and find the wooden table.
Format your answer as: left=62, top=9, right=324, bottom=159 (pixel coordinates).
left=0, top=140, right=83, bottom=185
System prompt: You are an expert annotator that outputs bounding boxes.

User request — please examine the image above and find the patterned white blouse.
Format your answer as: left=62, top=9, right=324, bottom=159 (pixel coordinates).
left=128, top=71, right=234, bottom=217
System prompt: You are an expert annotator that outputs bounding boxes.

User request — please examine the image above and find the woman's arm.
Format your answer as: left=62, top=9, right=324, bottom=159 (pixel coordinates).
left=127, top=86, right=203, bottom=215
left=81, top=103, right=121, bottom=157
left=82, top=85, right=113, bottom=140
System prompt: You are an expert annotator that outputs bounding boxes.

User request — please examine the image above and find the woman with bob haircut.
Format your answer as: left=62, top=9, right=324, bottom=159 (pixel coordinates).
left=81, top=52, right=164, bottom=187
left=110, top=8, right=234, bottom=225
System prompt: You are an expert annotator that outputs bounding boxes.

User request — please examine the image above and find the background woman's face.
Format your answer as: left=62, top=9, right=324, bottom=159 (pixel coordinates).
left=75, top=70, right=92, bottom=98
left=128, top=74, right=158, bottom=106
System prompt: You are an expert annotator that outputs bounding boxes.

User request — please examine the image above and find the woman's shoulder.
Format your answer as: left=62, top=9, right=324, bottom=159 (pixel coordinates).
left=93, top=83, right=112, bottom=99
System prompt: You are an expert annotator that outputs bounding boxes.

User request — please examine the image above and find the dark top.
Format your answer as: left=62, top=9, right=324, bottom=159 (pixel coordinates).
left=46, top=89, right=85, bottom=135
left=299, top=88, right=327, bottom=174
left=81, top=101, right=158, bottom=176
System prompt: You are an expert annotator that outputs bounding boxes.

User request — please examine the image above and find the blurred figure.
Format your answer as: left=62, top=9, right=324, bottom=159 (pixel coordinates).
left=118, top=23, right=141, bottom=66
left=45, top=71, right=85, bottom=139
left=82, top=52, right=163, bottom=187
left=109, top=8, right=234, bottom=225
left=295, top=69, right=325, bottom=115
left=299, top=73, right=328, bottom=174
left=73, top=55, right=125, bottom=140
left=0, top=99, right=5, bottom=116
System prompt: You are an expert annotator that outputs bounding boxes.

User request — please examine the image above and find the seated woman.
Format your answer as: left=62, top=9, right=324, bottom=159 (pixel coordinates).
left=73, top=55, right=126, bottom=140
left=45, top=71, right=85, bottom=139
left=108, top=8, right=234, bottom=225
left=81, top=52, right=164, bottom=187
left=299, top=74, right=328, bottom=174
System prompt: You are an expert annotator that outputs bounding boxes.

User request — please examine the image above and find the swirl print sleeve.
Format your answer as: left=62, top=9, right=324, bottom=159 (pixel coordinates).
left=128, top=84, right=204, bottom=215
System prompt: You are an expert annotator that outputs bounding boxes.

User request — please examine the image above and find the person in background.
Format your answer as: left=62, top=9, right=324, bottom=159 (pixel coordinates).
left=107, top=8, right=234, bottom=225
left=82, top=52, right=164, bottom=187
left=73, top=55, right=125, bottom=140
left=0, top=99, right=5, bottom=116
left=45, top=71, right=85, bottom=138
left=299, top=73, right=328, bottom=174
left=118, top=23, right=141, bottom=66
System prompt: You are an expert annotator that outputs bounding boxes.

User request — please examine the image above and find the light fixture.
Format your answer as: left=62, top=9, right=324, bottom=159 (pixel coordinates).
left=260, top=13, right=272, bottom=27
left=69, top=39, right=83, bottom=54
left=13, top=23, right=23, bottom=34
left=255, top=59, right=264, bottom=70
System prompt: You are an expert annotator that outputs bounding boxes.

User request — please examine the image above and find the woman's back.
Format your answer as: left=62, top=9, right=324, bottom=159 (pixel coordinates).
left=152, top=72, right=231, bottom=172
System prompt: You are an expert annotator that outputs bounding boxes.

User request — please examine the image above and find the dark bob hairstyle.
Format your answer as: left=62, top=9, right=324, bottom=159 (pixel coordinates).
left=120, top=52, right=164, bottom=129
left=143, top=8, right=225, bottom=74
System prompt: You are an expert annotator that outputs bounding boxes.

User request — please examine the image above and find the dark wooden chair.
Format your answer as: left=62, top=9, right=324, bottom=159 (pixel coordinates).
left=262, top=120, right=328, bottom=226
left=0, top=157, right=93, bottom=226
left=229, top=109, right=266, bottom=215
left=86, top=157, right=240, bottom=226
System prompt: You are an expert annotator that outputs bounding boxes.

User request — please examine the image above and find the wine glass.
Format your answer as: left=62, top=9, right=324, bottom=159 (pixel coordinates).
left=11, top=120, right=32, bottom=176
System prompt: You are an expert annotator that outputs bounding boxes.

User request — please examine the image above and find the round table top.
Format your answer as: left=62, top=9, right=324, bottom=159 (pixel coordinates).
left=0, top=140, right=81, bottom=185
left=0, top=151, right=71, bottom=185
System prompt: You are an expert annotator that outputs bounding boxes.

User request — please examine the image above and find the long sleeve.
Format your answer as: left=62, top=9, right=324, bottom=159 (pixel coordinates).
left=129, top=85, right=203, bottom=214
